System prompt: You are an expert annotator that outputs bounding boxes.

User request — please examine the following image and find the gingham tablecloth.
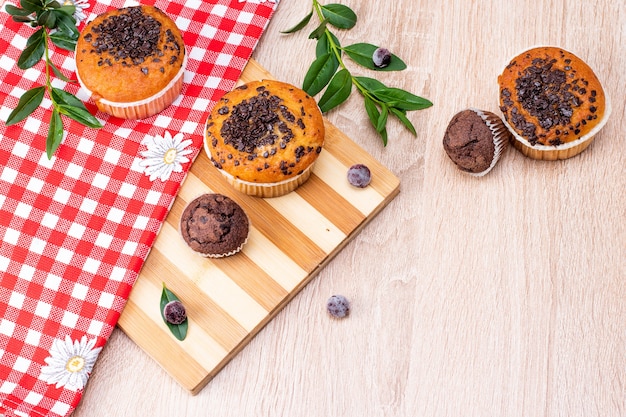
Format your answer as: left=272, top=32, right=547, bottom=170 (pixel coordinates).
left=0, top=0, right=277, bottom=416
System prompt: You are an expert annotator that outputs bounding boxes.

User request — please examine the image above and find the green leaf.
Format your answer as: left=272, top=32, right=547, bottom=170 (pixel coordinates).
left=315, top=31, right=340, bottom=58
left=25, top=28, right=43, bottom=45
left=355, top=76, right=387, bottom=92
left=376, top=103, right=389, bottom=133
left=53, top=13, right=79, bottom=38
left=48, top=61, right=72, bottom=82
left=50, top=29, right=77, bottom=51
left=362, top=96, right=389, bottom=145
left=320, top=3, right=357, bottom=29
left=371, top=87, right=433, bottom=111
left=363, top=95, right=380, bottom=129
left=54, top=4, right=76, bottom=16
left=19, top=0, right=43, bottom=13
left=318, top=68, right=352, bottom=113
left=281, top=10, right=312, bottom=34
left=379, top=125, right=388, bottom=146
left=390, top=107, right=417, bottom=136
left=51, top=87, right=83, bottom=107
left=160, top=284, right=188, bottom=341
left=363, top=93, right=390, bottom=145
left=343, top=43, right=407, bottom=71
left=17, top=29, right=45, bottom=69
left=308, top=18, right=329, bottom=40
left=57, top=104, right=103, bottom=129
left=302, top=52, right=339, bottom=97
left=46, top=108, right=63, bottom=159
left=11, top=15, right=34, bottom=24
left=37, top=9, right=56, bottom=28
left=5, top=86, right=45, bottom=125
left=6, top=4, right=33, bottom=16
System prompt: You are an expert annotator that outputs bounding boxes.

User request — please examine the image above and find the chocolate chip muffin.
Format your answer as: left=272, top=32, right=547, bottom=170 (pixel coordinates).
left=179, top=194, right=249, bottom=258
left=204, top=80, right=325, bottom=197
left=498, top=46, right=611, bottom=160
left=75, top=5, right=187, bottom=119
left=443, top=109, right=510, bottom=176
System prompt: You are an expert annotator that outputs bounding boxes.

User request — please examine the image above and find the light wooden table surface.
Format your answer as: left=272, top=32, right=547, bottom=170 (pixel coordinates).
left=72, top=1, right=624, bottom=416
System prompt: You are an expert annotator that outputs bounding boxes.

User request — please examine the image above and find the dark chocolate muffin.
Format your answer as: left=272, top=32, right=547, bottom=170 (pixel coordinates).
left=443, top=108, right=510, bottom=176
left=179, top=194, right=249, bottom=257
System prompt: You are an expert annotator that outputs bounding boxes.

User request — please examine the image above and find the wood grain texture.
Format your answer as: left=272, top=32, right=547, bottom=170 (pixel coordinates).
left=69, top=0, right=624, bottom=416
left=116, top=59, right=401, bottom=394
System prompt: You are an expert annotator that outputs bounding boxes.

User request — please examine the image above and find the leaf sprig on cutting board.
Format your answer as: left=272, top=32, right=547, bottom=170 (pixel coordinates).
left=282, top=0, right=433, bottom=145
left=5, top=0, right=102, bottom=159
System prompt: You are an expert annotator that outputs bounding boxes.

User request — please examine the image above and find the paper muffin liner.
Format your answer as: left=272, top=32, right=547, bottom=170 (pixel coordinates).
left=466, top=108, right=510, bottom=176
left=503, top=98, right=611, bottom=160
left=178, top=192, right=250, bottom=258
left=77, top=50, right=187, bottom=120
left=217, top=163, right=315, bottom=198
left=197, top=235, right=248, bottom=258
left=202, top=131, right=317, bottom=198
left=498, top=45, right=612, bottom=160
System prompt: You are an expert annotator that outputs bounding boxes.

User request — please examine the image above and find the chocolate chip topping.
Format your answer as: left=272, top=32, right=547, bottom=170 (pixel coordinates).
left=220, top=90, right=296, bottom=154
left=206, top=80, right=325, bottom=186
left=499, top=49, right=602, bottom=147
left=179, top=194, right=249, bottom=256
left=510, top=57, right=579, bottom=144
left=83, top=6, right=181, bottom=74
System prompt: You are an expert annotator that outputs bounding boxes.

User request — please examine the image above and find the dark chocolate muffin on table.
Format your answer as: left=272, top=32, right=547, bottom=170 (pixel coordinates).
left=443, top=108, right=510, bottom=176
left=179, top=194, right=249, bottom=258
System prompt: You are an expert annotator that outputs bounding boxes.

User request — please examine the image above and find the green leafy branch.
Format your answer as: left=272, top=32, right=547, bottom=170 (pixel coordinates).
left=282, top=0, right=432, bottom=145
left=5, top=0, right=102, bottom=159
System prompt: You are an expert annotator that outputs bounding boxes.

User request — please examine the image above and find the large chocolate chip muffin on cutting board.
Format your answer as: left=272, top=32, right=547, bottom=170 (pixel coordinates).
left=204, top=80, right=325, bottom=198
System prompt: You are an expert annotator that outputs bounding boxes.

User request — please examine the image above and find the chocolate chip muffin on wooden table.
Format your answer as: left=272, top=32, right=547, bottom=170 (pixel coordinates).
left=443, top=108, right=510, bottom=176
left=204, top=80, right=325, bottom=198
left=75, top=5, right=186, bottom=119
left=498, top=46, right=611, bottom=160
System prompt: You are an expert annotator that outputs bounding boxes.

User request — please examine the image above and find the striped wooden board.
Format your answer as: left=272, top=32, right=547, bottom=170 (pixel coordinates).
left=117, top=59, right=400, bottom=394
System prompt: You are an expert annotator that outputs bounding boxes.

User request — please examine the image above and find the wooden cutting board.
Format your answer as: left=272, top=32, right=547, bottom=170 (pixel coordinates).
left=117, top=59, right=400, bottom=394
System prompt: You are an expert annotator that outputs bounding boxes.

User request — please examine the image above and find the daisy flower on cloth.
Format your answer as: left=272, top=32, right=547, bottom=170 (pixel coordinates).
left=62, top=0, right=90, bottom=23
left=40, top=335, right=103, bottom=391
left=139, top=131, right=194, bottom=182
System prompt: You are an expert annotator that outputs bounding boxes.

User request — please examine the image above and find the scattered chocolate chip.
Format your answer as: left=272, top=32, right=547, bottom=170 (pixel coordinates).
left=85, top=6, right=182, bottom=76
left=220, top=92, right=297, bottom=155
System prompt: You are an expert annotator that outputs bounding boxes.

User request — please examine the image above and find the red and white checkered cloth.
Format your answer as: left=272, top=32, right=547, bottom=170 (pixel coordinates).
left=0, top=0, right=277, bottom=416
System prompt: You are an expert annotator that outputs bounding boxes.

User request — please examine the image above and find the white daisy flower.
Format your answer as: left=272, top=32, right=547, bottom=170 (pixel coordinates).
left=62, top=0, right=90, bottom=24
left=139, top=131, right=194, bottom=182
left=40, top=335, right=102, bottom=391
